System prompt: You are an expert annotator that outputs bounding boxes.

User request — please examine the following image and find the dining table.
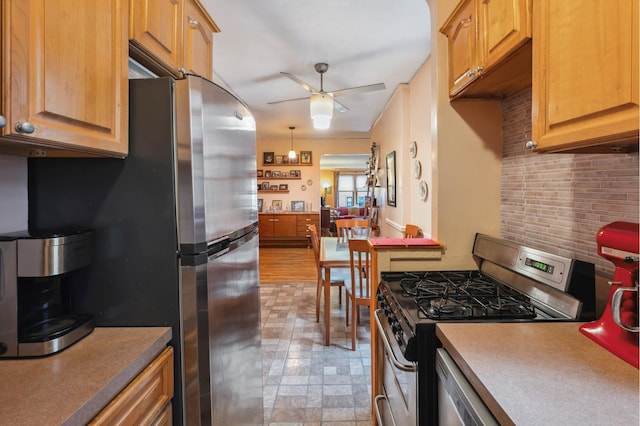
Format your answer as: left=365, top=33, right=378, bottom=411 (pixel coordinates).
left=318, top=236, right=353, bottom=345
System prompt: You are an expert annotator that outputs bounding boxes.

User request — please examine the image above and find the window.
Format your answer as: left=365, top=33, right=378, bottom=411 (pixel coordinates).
left=337, top=173, right=368, bottom=207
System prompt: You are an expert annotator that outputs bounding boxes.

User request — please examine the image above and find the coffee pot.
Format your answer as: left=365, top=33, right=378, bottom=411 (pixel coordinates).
left=580, top=222, right=639, bottom=368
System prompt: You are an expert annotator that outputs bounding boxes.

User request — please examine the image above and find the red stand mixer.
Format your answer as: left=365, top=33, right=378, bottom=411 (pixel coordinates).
left=580, top=221, right=639, bottom=368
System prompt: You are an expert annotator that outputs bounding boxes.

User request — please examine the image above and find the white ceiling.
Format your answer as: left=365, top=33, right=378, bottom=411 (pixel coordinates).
left=201, top=0, right=432, bottom=141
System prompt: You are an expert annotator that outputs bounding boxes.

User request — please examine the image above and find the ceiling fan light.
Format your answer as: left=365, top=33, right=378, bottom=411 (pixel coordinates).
left=310, top=93, right=333, bottom=129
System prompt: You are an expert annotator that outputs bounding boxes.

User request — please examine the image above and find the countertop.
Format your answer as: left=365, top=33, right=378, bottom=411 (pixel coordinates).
left=436, top=322, right=639, bottom=425
left=0, top=327, right=172, bottom=425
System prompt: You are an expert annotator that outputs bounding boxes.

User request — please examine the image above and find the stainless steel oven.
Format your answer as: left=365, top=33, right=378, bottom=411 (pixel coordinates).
left=373, top=233, right=596, bottom=426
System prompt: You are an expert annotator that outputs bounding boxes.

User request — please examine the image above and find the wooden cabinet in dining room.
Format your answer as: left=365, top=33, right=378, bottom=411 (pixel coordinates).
left=0, top=0, right=129, bottom=158
left=440, top=0, right=532, bottom=99
left=529, top=0, right=639, bottom=153
left=259, top=214, right=297, bottom=238
left=259, top=212, right=319, bottom=247
left=129, top=0, right=219, bottom=80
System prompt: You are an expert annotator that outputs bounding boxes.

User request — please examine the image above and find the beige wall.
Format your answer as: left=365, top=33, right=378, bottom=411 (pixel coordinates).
left=256, top=137, right=370, bottom=212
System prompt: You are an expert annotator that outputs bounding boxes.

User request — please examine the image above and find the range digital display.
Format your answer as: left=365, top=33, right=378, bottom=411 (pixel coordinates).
left=525, top=257, right=554, bottom=274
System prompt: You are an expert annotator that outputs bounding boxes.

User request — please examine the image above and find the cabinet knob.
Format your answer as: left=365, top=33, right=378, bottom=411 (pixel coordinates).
left=525, top=141, right=538, bottom=150
left=0, top=115, right=6, bottom=128
left=15, top=121, right=35, bottom=134
left=188, top=19, right=199, bottom=27
left=467, top=66, right=484, bottom=78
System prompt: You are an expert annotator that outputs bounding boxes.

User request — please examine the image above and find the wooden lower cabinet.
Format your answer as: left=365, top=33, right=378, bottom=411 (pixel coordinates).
left=90, top=346, right=174, bottom=426
left=259, top=213, right=319, bottom=247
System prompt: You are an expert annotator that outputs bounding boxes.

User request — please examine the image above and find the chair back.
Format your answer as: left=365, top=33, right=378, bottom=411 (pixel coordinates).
left=348, top=238, right=372, bottom=301
left=335, top=218, right=370, bottom=239
left=308, top=224, right=320, bottom=266
left=404, top=224, right=421, bottom=239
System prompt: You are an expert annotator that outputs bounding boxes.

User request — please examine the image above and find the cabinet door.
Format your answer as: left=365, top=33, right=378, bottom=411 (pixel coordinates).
left=273, top=215, right=297, bottom=237
left=532, top=0, right=639, bottom=152
left=440, top=0, right=479, bottom=97
left=130, top=0, right=183, bottom=73
left=258, top=215, right=275, bottom=237
left=1, top=0, right=128, bottom=157
left=479, top=0, right=531, bottom=69
left=183, top=0, right=218, bottom=80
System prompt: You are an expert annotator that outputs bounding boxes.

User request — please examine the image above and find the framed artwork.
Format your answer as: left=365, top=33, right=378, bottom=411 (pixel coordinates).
left=275, top=155, right=284, bottom=165
left=300, top=151, right=312, bottom=165
left=289, top=155, right=299, bottom=164
left=278, top=184, right=288, bottom=190
left=257, top=199, right=263, bottom=212
left=272, top=200, right=283, bottom=210
left=291, top=200, right=305, bottom=212
left=270, top=185, right=279, bottom=190
left=265, top=170, right=272, bottom=178
left=261, top=182, right=270, bottom=190
left=386, top=151, right=396, bottom=207
left=290, top=170, right=300, bottom=178
left=263, top=152, right=274, bottom=164
left=257, top=170, right=263, bottom=177
left=272, top=170, right=282, bottom=178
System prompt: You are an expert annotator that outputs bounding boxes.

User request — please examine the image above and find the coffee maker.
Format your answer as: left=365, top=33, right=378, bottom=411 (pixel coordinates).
left=0, top=228, right=94, bottom=357
left=580, top=221, right=639, bottom=368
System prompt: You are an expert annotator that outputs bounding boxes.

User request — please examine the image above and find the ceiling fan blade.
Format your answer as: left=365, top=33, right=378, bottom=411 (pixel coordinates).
left=267, top=96, right=310, bottom=105
left=333, top=99, right=349, bottom=113
left=281, top=72, right=320, bottom=94
left=332, top=82, right=386, bottom=98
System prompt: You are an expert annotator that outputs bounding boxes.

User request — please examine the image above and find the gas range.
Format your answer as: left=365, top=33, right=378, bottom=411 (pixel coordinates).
left=373, top=233, right=597, bottom=426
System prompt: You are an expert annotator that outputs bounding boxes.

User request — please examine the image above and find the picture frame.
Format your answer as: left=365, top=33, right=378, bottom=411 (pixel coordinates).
left=386, top=151, right=396, bottom=207
left=290, top=170, right=300, bottom=178
left=291, top=200, right=305, bottom=212
left=272, top=200, right=283, bottom=210
left=279, top=184, right=288, bottom=190
left=265, top=170, right=272, bottom=178
left=272, top=170, right=282, bottom=178
left=300, top=151, right=312, bottom=165
left=257, top=169, right=263, bottom=177
left=270, top=185, right=279, bottom=190
left=289, top=155, right=299, bottom=165
left=263, top=152, right=274, bottom=165
left=261, top=182, right=270, bottom=190
left=282, top=156, right=289, bottom=164
left=257, top=199, right=263, bottom=212
left=275, top=155, right=284, bottom=165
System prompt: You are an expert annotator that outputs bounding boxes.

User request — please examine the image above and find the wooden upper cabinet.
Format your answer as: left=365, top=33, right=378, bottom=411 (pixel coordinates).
left=129, top=0, right=183, bottom=74
left=441, top=0, right=532, bottom=99
left=183, top=0, right=219, bottom=80
left=1, top=0, right=129, bottom=157
left=531, top=0, right=639, bottom=152
left=440, top=0, right=478, bottom=97
left=129, top=0, right=218, bottom=80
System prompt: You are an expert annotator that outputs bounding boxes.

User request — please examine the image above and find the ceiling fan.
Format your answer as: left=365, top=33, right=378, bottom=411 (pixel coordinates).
left=268, top=63, right=386, bottom=129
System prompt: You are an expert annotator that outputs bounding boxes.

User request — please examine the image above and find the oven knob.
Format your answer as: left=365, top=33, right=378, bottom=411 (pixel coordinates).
left=0, top=342, right=7, bottom=355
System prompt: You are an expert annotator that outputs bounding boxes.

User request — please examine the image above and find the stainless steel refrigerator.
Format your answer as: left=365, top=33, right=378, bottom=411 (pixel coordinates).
left=28, top=76, right=263, bottom=425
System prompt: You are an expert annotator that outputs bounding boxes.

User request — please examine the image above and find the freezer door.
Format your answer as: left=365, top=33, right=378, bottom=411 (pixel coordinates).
left=175, top=76, right=257, bottom=253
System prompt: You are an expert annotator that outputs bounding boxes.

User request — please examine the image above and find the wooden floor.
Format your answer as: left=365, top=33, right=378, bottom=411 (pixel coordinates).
left=259, top=246, right=317, bottom=283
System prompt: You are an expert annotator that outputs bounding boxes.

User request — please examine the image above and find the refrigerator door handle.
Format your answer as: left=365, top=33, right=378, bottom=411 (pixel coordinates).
left=207, top=237, right=231, bottom=258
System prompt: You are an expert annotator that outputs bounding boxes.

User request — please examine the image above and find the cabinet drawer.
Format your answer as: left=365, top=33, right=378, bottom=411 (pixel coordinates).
left=90, top=346, right=174, bottom=425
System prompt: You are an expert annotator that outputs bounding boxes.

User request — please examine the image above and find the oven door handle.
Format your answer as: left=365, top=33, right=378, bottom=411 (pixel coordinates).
left=374, top=309, right=417, bottom=372
left=374, top=395, right=397, bottom=426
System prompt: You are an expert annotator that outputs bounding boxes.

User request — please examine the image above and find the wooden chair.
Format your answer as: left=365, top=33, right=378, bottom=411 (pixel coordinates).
left=404, top=224, right=421, bottom=238
left=345, top=238, right=373, bottom=350
left=335, top=218, right=369, bottom=239
left=309, top=224, right=346, bottom=322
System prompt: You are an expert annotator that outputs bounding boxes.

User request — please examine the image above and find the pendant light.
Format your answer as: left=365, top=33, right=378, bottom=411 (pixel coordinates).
left=288, top=126, right=297, bottom=160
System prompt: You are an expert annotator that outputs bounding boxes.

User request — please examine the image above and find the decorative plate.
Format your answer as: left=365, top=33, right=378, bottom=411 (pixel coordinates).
left=307, top=179, right=313, bottom=186
left=409, top=140, right=417, bottom=158
left=413, top=160, right=421, bottom=179
left=419, top=180, right=428, bottom=201
left=300, top=184, right=307, bottom=191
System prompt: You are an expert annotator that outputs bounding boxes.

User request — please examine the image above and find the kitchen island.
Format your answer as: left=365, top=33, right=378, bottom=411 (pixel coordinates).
left=0, top=327, right=171, bottom=425
left=436, top=322, right=639, bottom=425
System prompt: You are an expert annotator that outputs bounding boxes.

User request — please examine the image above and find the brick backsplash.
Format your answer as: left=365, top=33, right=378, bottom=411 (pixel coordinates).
left=501, top=88, right=639, bottom=277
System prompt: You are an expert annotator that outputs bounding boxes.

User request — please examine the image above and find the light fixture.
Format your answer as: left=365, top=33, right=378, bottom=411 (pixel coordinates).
left=310, top=93, right=334, bottom=129
left=288, top=126, right=297, bottom=160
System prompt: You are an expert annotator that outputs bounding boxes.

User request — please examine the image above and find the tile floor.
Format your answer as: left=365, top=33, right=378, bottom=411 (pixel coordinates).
left=260, top=282, right=373, bottom=425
